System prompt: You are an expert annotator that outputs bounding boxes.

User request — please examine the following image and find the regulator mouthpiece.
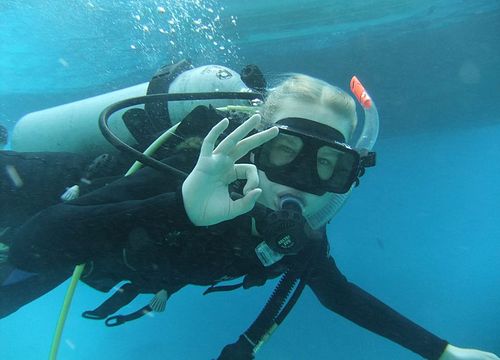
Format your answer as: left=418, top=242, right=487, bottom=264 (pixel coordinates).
left=279, top=195, right=304, bottom=211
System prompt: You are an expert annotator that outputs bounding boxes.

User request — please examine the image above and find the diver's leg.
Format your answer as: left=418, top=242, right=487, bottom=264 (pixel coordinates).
left=0, top=265, right=70, bottom=319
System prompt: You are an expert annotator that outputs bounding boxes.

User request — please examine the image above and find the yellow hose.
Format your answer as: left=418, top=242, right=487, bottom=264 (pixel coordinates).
left=48, top=122, right=180, bottom=359
left=125, top=123, right=179, bottom=176
left=48, top=264, right=85, bottom=360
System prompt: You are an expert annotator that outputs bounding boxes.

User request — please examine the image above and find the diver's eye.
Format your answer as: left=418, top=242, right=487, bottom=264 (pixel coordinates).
left=317, top=146, right=340, bottom=180
left=318, top=157, right=332, bottom=166
left=265, top=134, right=303, bottom=166
left=317, top=157, right=336, bottom=180
left=267, top=144, right=300, bottom=166
left=278, top=144, right=299, bottom=155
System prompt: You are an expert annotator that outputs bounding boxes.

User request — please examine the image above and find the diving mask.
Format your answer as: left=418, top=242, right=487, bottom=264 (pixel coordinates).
left=254, top=117, right=375, bottom=195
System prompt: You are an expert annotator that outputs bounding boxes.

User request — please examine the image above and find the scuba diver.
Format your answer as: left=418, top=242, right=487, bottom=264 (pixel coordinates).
left=0, top=63, right=498, bottom=360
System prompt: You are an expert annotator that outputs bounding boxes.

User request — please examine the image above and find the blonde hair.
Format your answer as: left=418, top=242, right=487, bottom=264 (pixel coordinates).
left=261, top=74, right=358, bottom=139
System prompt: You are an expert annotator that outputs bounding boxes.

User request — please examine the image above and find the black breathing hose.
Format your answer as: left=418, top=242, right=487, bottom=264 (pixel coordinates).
left=244, top=269, right=305, bottom=347
left=274, top=278, right=306, bottom=326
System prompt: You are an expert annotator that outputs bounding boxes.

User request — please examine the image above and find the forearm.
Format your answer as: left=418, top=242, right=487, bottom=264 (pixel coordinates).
left=322, top=281, right=447, bottom=358
left=307, top=257, right=448, bottom=359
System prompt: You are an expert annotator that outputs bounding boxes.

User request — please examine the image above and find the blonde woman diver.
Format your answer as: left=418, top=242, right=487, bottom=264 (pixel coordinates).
left=1, top=74, right=498, bottom=360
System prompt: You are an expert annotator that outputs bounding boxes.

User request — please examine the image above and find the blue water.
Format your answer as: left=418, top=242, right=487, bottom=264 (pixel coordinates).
left=1, top=0, right=499, bottom=359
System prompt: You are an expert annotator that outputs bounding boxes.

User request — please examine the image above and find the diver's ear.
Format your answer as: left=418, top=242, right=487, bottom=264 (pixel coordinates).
left=249, top=152, right=255, bottom=163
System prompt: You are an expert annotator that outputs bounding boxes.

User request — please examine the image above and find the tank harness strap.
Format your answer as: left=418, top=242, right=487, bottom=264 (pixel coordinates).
left=203, top=282, right=243, bottom=295
left=104, top=305, right=153, bottom=327
left=82, top=282, right=139, bottom=320
left=82, top=284, right=170, bottom=326
left=121, top=59, right=194, bottom=146
left=104, top=286, right=169, bottom=326
left=145, top=59, right=194, bottom=132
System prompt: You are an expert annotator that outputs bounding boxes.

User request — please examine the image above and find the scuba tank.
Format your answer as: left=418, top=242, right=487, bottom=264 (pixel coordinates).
left=11, top=60, right=258, bottom=157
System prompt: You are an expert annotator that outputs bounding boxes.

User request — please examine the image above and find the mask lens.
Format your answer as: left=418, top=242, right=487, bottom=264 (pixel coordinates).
left=318, top=147, right=358, bottom=192
left=259, top=133, right=303, bottom=167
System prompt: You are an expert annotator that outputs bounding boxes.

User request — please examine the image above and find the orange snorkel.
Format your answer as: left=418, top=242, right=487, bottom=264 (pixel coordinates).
left=350, top=76, right=373, bottom=109
left=349, top=76, right=379, bottom=151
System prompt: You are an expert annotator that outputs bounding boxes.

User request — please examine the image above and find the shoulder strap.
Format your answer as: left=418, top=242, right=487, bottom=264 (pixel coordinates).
left=145, top=59, right=193, bottom=131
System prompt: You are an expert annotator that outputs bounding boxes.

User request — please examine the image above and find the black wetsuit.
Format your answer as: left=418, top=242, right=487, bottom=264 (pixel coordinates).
left=2, top=149, right=449, bottom=359
left=0, top=151, right=92, bottom=228
left=0, top=150, right=128, bottom=229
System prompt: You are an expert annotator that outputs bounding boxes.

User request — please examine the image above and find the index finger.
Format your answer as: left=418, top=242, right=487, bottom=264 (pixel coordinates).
left=200, top=118, right=229, bottom=156
left=213, top=114, right=261, bottom=155
left=232, top=126, right=279, bottom=161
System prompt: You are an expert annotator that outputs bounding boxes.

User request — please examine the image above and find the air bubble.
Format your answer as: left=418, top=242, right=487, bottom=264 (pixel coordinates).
left=58, top=58, right=69, bottom=67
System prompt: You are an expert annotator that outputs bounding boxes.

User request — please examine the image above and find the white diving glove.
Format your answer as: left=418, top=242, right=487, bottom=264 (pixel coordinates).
left=439, top=344, right=500, bottom=360
left=182, top=114, right=278, bottom=226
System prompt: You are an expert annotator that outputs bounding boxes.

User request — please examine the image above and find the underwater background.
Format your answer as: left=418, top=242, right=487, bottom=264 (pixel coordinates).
left=0, top=0, right=499, bottom=359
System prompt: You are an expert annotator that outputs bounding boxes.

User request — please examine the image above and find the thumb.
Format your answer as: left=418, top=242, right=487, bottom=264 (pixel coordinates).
left=230, top=188, right=262, bottom=218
